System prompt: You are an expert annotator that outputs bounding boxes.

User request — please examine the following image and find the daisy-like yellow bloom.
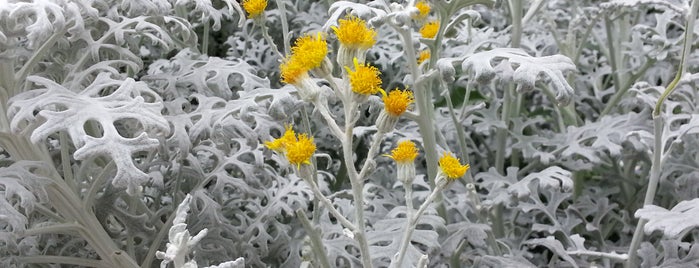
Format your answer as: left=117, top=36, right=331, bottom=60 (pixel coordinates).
left=438, top=152, right=470, bottom=180
left=265, top=125, right=296, bottom=151
left=420, top=20, right=440, bottom=39
left=285, top=133, right=316, bottom=167
left=331, top=15, right=377, bottom=49
left=280, top=57, right=306, bottom=85
left=388, top=140, right=419, bottom=164
left=345, top=58, right=382, bottom=95
left=417, top=49, right=430, bottom=64
left=291, top=33, right=328, bottom=69
left=414, top=1, right=431, bottom=19
left=382, top=89, right=414, bottom=117
left=242, top=0, right=267, bottom=18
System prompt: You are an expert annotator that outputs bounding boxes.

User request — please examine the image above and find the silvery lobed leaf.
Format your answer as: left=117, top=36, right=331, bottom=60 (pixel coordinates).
left=508, top=166, right=573, bottom=199
left=635, top=198, right=699, bottom=238
left=9, top=73, right=169, bottom=194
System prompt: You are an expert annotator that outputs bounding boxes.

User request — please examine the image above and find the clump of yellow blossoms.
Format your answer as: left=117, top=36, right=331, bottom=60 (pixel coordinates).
left=389, top=140, right=418, bottom=184
left=382, top=89, right=414, bottom=117
left=242, top=0, right=267, bottom=18
left=290, top=33, right=329, bottom=70
left=345, top=58, right=382, bottom=95
left=438, top=152, right=470, bottom=180
left=332, top=15, right=377, bottom=50
left=278, top=33, right=328, bottom=101
left=414, top=1, right=431, bottom=20
left=266, top=126, right=316, bottom=168
left=389, top=140, right=419, bottom=164
left=417, top=50, right=430, bottom=64
left=420, top=20, right=440, bottom=39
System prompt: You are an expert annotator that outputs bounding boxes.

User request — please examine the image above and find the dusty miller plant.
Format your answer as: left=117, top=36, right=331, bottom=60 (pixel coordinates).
left=1, top=0, right=699, bottom=267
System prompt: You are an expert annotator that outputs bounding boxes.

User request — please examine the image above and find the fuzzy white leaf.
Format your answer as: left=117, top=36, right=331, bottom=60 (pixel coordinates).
left=508, top=166, right=573, bottom=199
left=9, top=73, right=169, bottom=194
left=636, top=198, right=699, bottom=238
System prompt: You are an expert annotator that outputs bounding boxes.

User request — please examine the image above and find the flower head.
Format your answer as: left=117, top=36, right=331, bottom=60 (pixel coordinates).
left=345, top=58, right=382, bottom=95
left=438, top=152, right=469, bottom=180
left=388, top=140, right=419, bottom=164
left=291, top=33, right=328, bottom=69
left=420, top=20, right=440, bottom=39
left=285, top=133, right=316, bottom=167
left=280, top=57, right=307, bottom=85
left=331, top=16, right=377, bottom=49
left=414, top=1, right=431, bottom=19
left=417, top=49, right=430, bottom=64
left=382, top=89, right=414, bottom=117
left=242, top=0, right=267, bottom=18
left=265, top=125, right=296, bottom=151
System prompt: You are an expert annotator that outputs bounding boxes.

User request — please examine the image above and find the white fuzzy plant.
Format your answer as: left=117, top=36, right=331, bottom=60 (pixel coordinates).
left=2, top=0, right=699, bottom=267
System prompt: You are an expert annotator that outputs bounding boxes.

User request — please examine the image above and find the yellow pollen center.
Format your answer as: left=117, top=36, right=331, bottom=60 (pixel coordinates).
left=438, top=152, right=470, bottom=179
left=242, top=0, right=267, bottom=18
left=331, top=15, right=377, bottom=49
left=389, top=141, right=419, bottom=164
left=420, top=21, right=440, bottom=39
left=382, top=89, right=414, bottom=116
left=345, top=58, right=383, bottom=95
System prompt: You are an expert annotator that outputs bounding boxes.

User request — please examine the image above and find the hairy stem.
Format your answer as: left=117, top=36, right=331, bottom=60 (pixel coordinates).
left=296, top=209, right=333, bottom=268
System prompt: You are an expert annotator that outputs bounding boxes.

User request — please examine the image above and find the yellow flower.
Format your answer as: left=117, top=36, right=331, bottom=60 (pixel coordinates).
left=382, top=89, right=414, bottom=117
left=417, top=49, right=430, bottom=64
left=286, top=133, right=316, bottom=167
left=265, top=125, right=296, bottom=151
left=280, top=57, right=306, bottom=85
left=331, top=15, right=377, bottom=49
left=388, top=140, right=419, bottom=164
left=414, top=1, right=430, bottom=19
left=345, top=58, right=382, bottom=95
left=420, top=20, right=440, bottom=39
left=291, top=33, right=328, bottom=69
left=438, top=152, right=470, bottom=180
left=242, top=0, right=267, bottom=18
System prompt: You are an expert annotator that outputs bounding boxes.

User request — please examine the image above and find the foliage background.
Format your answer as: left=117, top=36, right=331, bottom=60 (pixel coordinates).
left=0, top=0, right=698, bottom=267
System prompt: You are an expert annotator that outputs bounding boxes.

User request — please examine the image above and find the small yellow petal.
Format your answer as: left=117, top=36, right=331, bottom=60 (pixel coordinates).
left=347, top=58, right=383, bottom=95
left=382, top=89, right=414, bottom=117
left=414, top=1, right=431, bottom=19
left=242, top=0, right=267, bottom=18
left=332, top=15, right=377, bottom=49
left=286, top=133, right=316, bottom=167
left=438, top=152, right=470, bottom=179
left=420, top=20, right=440, bottom=39
left=388, top=140, right=419, bottom=164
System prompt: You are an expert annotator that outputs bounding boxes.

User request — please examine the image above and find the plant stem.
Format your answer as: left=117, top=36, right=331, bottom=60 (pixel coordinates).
left=296, top=209, right=333, bottom=268
left=274, top=0, right=291, bottom=55
left=201, top=21, right=210, bottom=55
left=391, top=183, right=443, bottom=268
left=627, top=1, right=699, bottom=265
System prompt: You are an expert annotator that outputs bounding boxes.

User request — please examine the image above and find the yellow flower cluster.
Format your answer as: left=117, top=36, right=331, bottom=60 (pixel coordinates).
left=438, top=152, right=470, bottom=180
left=389, top=140, right=419, bottom=164
left=242, top=0, right=267, bottom=18
left=266, top=125, right=316, bottom=167
left=382, top=89, right=414, bottom=117
left=420, top=20, right=440, bottom=39
left=332, top=16, right=377, bottom=49
left=417, top=50, right=430, bottom=64
left=345, top=58, right=382, bottom=95
left=280, top=33, right=328, bottom=84
left=414, top=1, right=431, bottom=20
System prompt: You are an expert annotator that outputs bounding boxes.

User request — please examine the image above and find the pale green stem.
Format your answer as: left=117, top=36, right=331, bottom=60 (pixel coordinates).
left=627, top=1, right=699, bottom=264
left=300, top=167, right=357, bottom=231
left=342, top=105, right=372, bottom=267
left=16, top=256, right=104, bottom=267
left=296, top=209, right=333, bottom=268
left=274, top=0, right=291, bottom=55
left=201, top=21, right=210, bottom=55
left=391, top=183, right=443, bottom=268
left=15, top=28, right=67, bottom=91
left=59, top=131, right=77, bottom=194
left=259, top=20, right=284, bottom=59
left=626, top=115, right=663, bottom=267
left=141, top=200, right=179, bottom=268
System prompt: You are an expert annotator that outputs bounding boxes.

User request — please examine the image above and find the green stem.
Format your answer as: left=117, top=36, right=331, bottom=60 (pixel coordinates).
left=201, top=21, right=210, bottom=55
left=627, top=1, right=699, bottom=265
left=296, top=209, right=333, bottom=268
left=274, top=0, right=291, bottom=55
left=16, top=256, right=104, bottom=267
